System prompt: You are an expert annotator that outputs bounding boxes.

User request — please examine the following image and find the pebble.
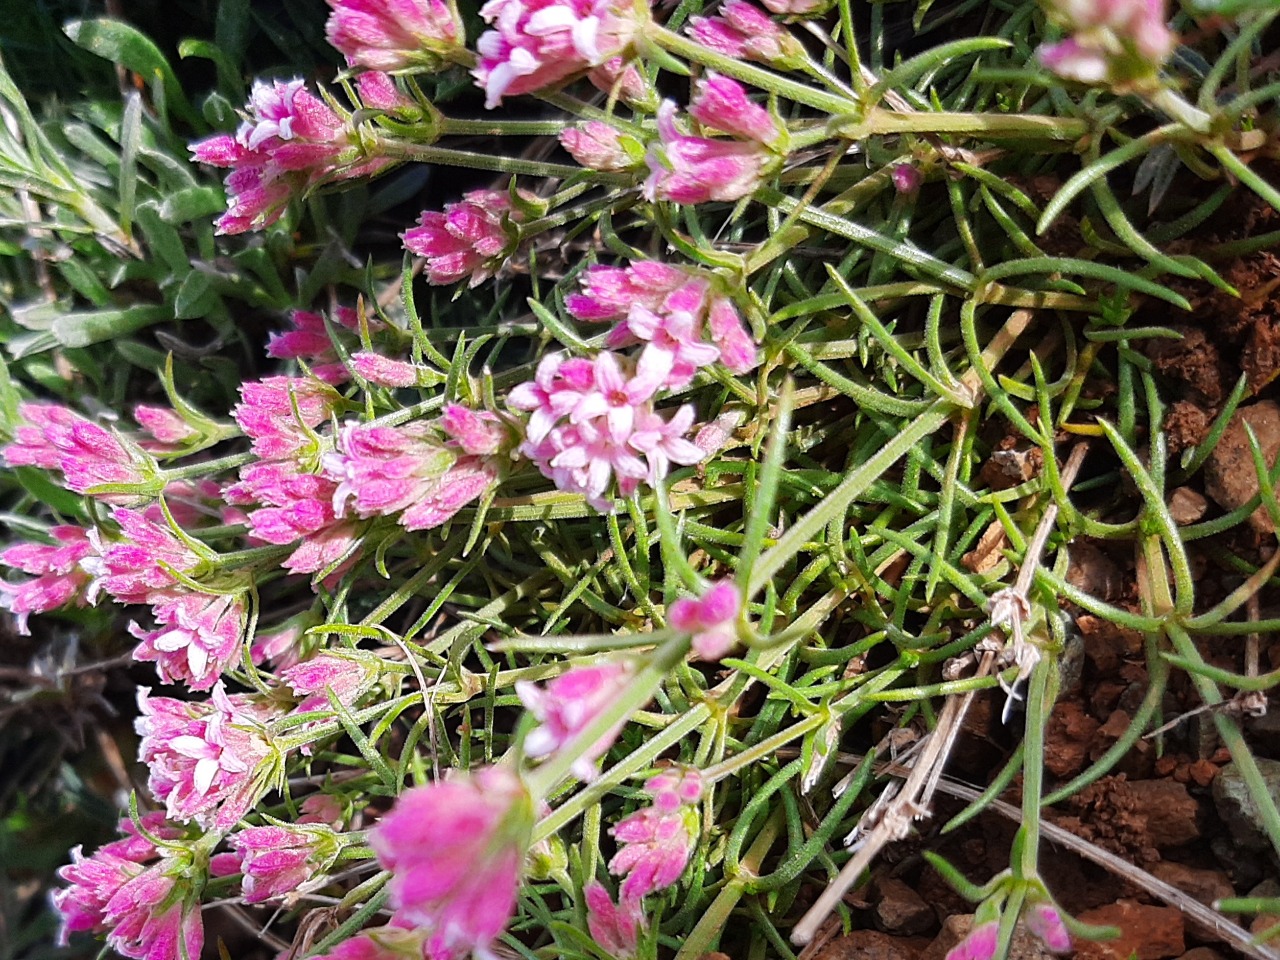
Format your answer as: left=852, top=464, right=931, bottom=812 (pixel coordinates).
left=1124, top=779, right=1200, bottom=847
left=1212, top=758, right=1280, bottom=852
left=1168, top=487, right=1209, bottom=525
left=875, top=878, right=938, bottom=936
left=1203, top=400, right=1280, bottom=534
left=1074, top=900, right=1185, bottom=960
left=811, top=928, right=921, bottom=960
left=1149, top=861, right=1235, bottom=907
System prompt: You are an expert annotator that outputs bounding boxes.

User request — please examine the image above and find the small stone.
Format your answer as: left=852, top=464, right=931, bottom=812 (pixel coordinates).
left=811, top=928, right=920, bottom=960
left=1074, top=900, right=1185, bottom=960
left=1149, top=861, right=1234, bottom=907
left=1124, top=779, right=1200, bottom=847
left=1187, top=759, right=1219, bottom=788
left=1066, top=542, right=1125, bottom=601
left=1045, top=701, right=1101, bottom=778
left=1203, top=400, right=1280, bottom=535
left=1167, top=487, right=1208, bottom=525
left=1213, top=758, right=1280, bottom=852
left=1246, top=879, right=1280, bottom=936
left=875, top=878, right=937, bottom=936
left=1177, top=948, right=1227, bottom=960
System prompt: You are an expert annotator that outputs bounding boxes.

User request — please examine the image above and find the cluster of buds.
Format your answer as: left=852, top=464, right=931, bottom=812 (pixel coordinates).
left=325, top=0, right=465, bottom=72
left=645, top=75, right=787, bottom=205
left=1038, top=0, right=1175, bottom=87
left=609, top=766, right=703, bottom=902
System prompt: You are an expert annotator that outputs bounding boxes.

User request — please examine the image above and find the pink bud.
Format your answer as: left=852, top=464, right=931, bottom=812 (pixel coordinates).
left=645, top=101, right=771, bottom=205
left=441, top=404, right=506, bottom=456
left=351, top=352, right=422, bottom=388
left=690, top=74, right=784, bottom=147
left=945, top=921, right=1000, bottom=960
left=326, top=0, right=463, bottom=71
left=892, top=163, right=923, bottom=195
left=1024, top=903, right=1071, bottom=953
left=585, top=882, right=643, bottom=958
left=561, top=121, right=638, bottom=173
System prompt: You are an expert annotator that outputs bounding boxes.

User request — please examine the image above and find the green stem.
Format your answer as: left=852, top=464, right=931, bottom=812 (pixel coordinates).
left=1148, top=87, right=1214, bottom=135
left=375, top=137, right=631, bottom=183
left=161, top=451, right=254, bottom=482
left=647, top=25, right=855, bottom=115
left=836, top=109, right=1088, bottom=141
left=438, top=117, right=573, bottom=137
left=1017, top=659, right=1051, bottom=878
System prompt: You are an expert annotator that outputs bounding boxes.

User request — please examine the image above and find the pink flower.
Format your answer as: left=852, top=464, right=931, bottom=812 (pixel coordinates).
left=472, top=0, right=639, bottom=108
left=891, top=163, right=923, bottom=195
left=191, top=79, right=386, bottom=234
left=83, top=508, right=202, bottom=605
left=281, top=653, right=375, bottom=714
left=129, top=592, right=246, bottom=691
left=370, top=766, right=534, bottom=960
left=0, top=526, right=95, bottom=635
left=1024, top=903, right=1071, bottom=953
left=326, top=0, right=463, bottom=71
left=560, top=121, right=639, bottom=172
left=669, top=579, right=741, bottom=660
left=53, top=815, right=203, bottom=960
left=233, top=376, right=341, bottom=460
left=627, top=406, right=705, bottom=486
left=690, top=74, right=785, bottom=147
left=517, top=661, right=633, bottom=780
left=687, top=0, right=803, bottom=66
left=351, top=351, right=425, bottom=388
left=136, top=683, right=279, bottom=829
left=625, top=304, right=721, bottom=389
left=403, top=190, right=519, bottom=286
left=609, top=768, right=702, bottom=901
left=3, top=403, right=154, bottom=502
left=645, top=101, right=772, bottom=205
left=298, top=793, right=346, bottom=826
left=585, top=881, right=643, bottom=959
left=946, top=921, right=1000, bottom=960
left=224, top=825, right=337, bottom=903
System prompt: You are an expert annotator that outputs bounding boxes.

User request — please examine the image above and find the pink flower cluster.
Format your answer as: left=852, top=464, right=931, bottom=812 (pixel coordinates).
left=509, top=351, right=703, bottom=510
left=0, top=526, right=94, bottom=635
left=472, top=0, right=639, bottom=108
left=567, top=259, right=759, bottom=385
left=321, top=406, right=505, bottom=532
left=192, top=79, right=386, bottom=234
left=83, top=508, right=202, bottom=605
left=669, top=579, right=740, bottom=660
left=136, top=683, right=278, bottom=829
left=326, top=0, right=463, bottom=71
left=645, top=76, right=785, bottom=205
left=1038, top=0, right=1174, bottom=84
left=3, top=402, right=154, bottom=502
left=52, top=812, right=203, bottom=960
left=370, top=765, right=533, bottom=960
left=211, top=824, right=338, bottom=903
left=687, top=1, right=804, bottom=68
left=516, top=660, right=632, bottom=781
left=609, top=766, right=703, bottom=901
left=226, top=377, right=361, bottom=575
left=403, top=190, right=521, bottom=287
